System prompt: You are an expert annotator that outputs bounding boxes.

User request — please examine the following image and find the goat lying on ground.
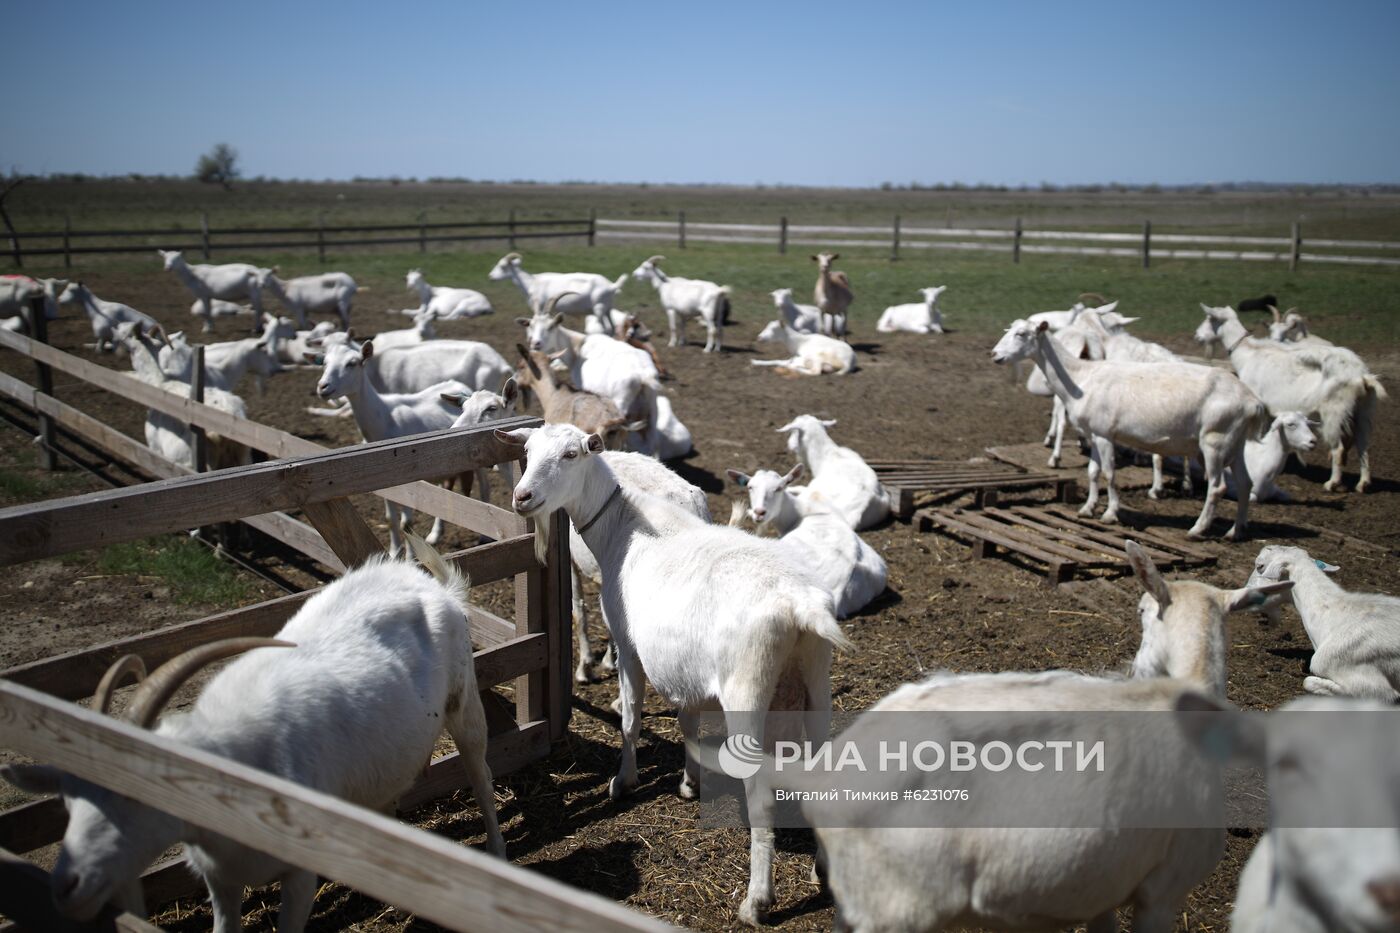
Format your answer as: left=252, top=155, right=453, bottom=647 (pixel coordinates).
left=877, top=286, right=947, bottom=334
left=405, top=269, right=492, bottom=320
left=1, top=537, right=504, bottom=933
left=752, top=319, right=855, bottom=375
left=778, top=415, right=890, bottom=530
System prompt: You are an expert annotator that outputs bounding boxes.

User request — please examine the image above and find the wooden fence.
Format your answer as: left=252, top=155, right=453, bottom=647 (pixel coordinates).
left=596, top=216, right=1400, bottom=269
left=0, top=308, right=659, bottom=930
left=4, top=212, right=597, bottom=267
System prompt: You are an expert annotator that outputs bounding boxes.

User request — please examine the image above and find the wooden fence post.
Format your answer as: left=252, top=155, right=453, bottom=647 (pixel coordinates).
left=678, top=210, right=686, bottom=249
left=1013, top=217, right=1023, bottom=264
left=1290, top=221, right=1302, bottom=271
left=29, top=297, right=55, bottom=471
left=200, top=212, right=211, bottom=260
left=891, top=214, right=901, bottom=262
left=587, top=208, right=596, bottom=247
left=317, top=212, right=326, bottom=266
left=62, top=214, right=72, bottom=269
left=418, top=212, right=427, bottom=254
left=1142, top=220, right=1152, bottom=269
left=190, top=346, right=208, bottom=474
left=779, top=215, right=788, bottom=255
left=508, top=209, right=517, bottom=250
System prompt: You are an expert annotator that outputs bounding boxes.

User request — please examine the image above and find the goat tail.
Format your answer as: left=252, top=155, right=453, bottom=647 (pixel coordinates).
left=405, top=529, right=471, bottom=606
left=1245, top=397, right=1273, bottom=442
left=793, top=593, right=853, bottom=653
left=728, top=500, right=746, bottom=528
left=1366, top=373, right=1389, bottom=402
left=611, top=273, right=628, bottom=293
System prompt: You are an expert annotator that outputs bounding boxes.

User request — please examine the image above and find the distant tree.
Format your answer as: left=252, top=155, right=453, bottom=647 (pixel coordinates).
left=195, top=143, right=240, bottom=190
left=0, top=170, right=31, bottom=267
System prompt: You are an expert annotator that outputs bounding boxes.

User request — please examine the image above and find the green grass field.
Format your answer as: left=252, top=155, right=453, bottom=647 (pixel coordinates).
left=6, top=181, right=1399, bottom=346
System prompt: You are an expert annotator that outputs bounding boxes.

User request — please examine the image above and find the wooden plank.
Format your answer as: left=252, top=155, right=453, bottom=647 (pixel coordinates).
left=0, top=845, right=165, bottom=933
left=444, top=534, right=537, bottom=586
left=921, top=509, right=1105, bottom=567
left=515, top=562, right=546, bottom=726
left=544, top=511, right=572, bottom=739
left=0, top=415, right=535, bottom=566
left=301, top=497, right=383, bottom=569
left=999, top=507, right=1178, bottom=564
left=0, top=683, right=673, bottom=933
left=1040, top=504, right=1216, bottom=562
left=0, top=796, right=63, bottom=855
left=473, top=634, right=548, bottom=689
left=0, top=332, right=529, bottom=540
left=952, top=510, right=1109, bottom=565
left=468, top=605, right=517, bottom=649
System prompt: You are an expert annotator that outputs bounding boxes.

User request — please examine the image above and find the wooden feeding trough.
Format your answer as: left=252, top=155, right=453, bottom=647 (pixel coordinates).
left=918, top=503, right=1216, bottom=586
left=868, top=458, right=1076, bottom=520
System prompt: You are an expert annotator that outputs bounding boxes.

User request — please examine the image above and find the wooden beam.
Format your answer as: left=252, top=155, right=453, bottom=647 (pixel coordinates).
left=0, top=415, right=534, bottom=566
left=0, top=370, right=346, bottom=572
left=0, top=330, right=529, bottom=540
left=0, top=683, right=672, bottom=933
left=443, top=533, right=536, bottom=585
left=301, top=497, right=383, bottom=569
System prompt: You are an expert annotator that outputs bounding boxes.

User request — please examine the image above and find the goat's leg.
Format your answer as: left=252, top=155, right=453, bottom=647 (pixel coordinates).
left=609, top=647, right=645, bottom=800
left=1189, top=444, right=1228, bottom=539
left=1303, top=674, right=1351, bottom=696
left=1093, top=436, right=1121, bottom=523
left=1049, top=397, right=1067, bottom=468
left=206, top=876, right=246, bottom=933
left=1226, top=446, right=1252, bottom=541
left=1042, top=402, right=1057, bottom=447
left=666, top=307, right=682, bottom=347
left=445, top=689, right=507, bottom=856
left=386, top=501, right=405, bottom=558
left=571, top=562, right=592, bottom=684
left=1079, top=440, right=1103, bottom=517
left=1148, top=455, right=1165, bottom=500
left=677, top=708, right=701, bottom=799
left=200, top=296, right=215, bottom=334
left=338, top=299, right=351, bottom=330
left=1324, top=443, right=1346, bottom=491
left=722, top=676, right=781, bottom=927
left=276, top=869, right=318, bottom=933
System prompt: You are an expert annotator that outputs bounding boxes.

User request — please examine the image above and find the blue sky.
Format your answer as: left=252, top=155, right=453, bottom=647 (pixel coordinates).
left=9, top=0, right=1399, bottom=186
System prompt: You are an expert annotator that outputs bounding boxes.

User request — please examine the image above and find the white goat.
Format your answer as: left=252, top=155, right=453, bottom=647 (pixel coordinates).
left=489, top=252, right=625, bottom=333
left=1197, top=304, right=1385, bottom=492
left=994, top=319, right=1270, bottom=539
left=728, top=463, right=888, bottom=618
left=157, top=250, right=264, bottom=334
left=271, top=319, right=338, bottom=365
left=1177, top=693, right=1400, bottom=933
left=797, top=541, right=1289, bottom=933
left=565, top=449, right=710, bottom=683
left=190, top=298, right=253, bottom=320
left=405, top=269, right=493, bottom=320
left=1248, top=545, right=1400, bottom=700
left=321, top=309, right=438, bottom=354
left=777, top=416, right=890, bottom=531
left=0, top=275, right=66, bottom=332
left=159, top=315, right=283, bottom=396
left=649, top=395, right=693, bottom=460
left=258, top=270, right=358, bottom=329
left=496, top=423, right=848, bottom=925
left=752, top=319, right=856, bottom=376
left=59, top=283, right=161, bottom=352
left=630, top=255, right=731, bottom=352
left=877, top=286, right=947, bottom=334
left=0, top=546, right=503, bottom=933
left=1268, top=306, right=1334, bottom=347
left=518, top=307, right=662, bottom=457
left=314, top=340, right=474, bottom=556
left=770, top=287, right=822, bottom=334
left=1222, top=412, right=1318, bottom=502
left=442, top=377, right=521, bottom=513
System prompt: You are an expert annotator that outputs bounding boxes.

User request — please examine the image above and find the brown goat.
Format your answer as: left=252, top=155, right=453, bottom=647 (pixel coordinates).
left=514, top=343, right=641, bottom=450
left=812, top=251, right=853, bottom=338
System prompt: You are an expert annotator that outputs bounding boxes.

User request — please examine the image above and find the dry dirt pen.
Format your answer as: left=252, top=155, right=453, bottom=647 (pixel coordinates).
left=1, top=264, right=1398, bottom=931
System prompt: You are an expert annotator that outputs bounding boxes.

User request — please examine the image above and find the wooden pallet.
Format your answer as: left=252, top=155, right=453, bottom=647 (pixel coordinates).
left=985, top=442, right=1184, bottom=493
left=868, top=458, right=1077, bottom=519
left=917, top=502, right=1217, bottom=586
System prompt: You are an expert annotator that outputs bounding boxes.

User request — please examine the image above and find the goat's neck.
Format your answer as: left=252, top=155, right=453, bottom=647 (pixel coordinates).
left=1030, top=334, right=1087, bottom=402
left=1250, top=427, right=1287, bottom=477
left=1217, top=318, right=1252, bottom=359
left=769, top=490, right=803, bottom=536
left=341, top=373, right=391, bottom=441
left=128, top=339, right=167, bottom=383
left=505, top=265, right=533, bottom=299
left=526, top=372, right=562, bottom=412
left=411, top=278, right=433, bottom=305
left=169, top=257, right=203, bottom=290
left=797, top=429, right=839, bottom=473
left=1173, top=614, right=1227, bottom=698
left=777, top=323, right=803, bottom=353
left=1284, top=561, right=1341, bottom=644
left=568, top=459, right=637, bottom=567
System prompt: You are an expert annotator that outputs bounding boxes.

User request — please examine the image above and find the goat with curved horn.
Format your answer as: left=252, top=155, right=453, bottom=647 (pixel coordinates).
left=92, top=655, right=147, bottom=716
left=1269, top=305, right=1283, bottom=322
left=125, top=637, right=294, bottom=728
left=489, top=253, right=628, bottom=334
left=1077, top=292, right=1109, bottom=306
left=643, top=255, right=666, bottom=266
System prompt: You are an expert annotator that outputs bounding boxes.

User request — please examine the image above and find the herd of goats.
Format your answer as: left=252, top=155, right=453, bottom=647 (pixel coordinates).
left=0, top=247, right=1397, bottom=933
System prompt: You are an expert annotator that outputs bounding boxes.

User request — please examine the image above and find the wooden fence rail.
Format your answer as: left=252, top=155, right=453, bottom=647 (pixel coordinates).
left=595, top=217, right=1400, bottom=268
left=3, top=215, right=594, bottom=267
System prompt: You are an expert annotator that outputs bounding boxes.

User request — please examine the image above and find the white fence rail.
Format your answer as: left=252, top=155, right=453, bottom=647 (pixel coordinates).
left=596, top=217, right=1400, bottom=268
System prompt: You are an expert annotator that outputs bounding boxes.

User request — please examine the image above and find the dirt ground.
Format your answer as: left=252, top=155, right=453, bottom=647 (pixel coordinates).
left=2, top=266, right=1398, bottom=932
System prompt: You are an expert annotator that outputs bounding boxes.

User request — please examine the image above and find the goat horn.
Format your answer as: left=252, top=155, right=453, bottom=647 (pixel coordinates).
left=1284, top=307, right=1298, bottom=317
left=125, top=638, right=294, bottom=728
left=544, top=291, right=580, bottom=316
left=92, top=654, right=147, bottom=716
left=1077, top=292, right=1108, bottom=306
left=644, top=255, right=666, bottom=265
left=1268, top=305, right=1282, bottom=322
left=503, top=252, right=522, bottom=263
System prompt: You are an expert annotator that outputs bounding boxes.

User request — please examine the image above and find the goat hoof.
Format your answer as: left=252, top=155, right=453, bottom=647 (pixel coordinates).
left=1100, top=512, right=1120, bottom=524
left=678, top=777, right=698, bottom=800
left=609, top=695, right=623, bottom=715
left=1076, top=505, right=1094, bottom=517
left=574, top=668, right=593, bottom=686
left=1323, top=480, right=1343, bottom=492
left=1357, top=481, right=1372, bottom=493
left=739, top=894, right=773, bottom=927
left=608, top=775, right=635, bottom=801
left=1147, top=489, right=1162, bottom=501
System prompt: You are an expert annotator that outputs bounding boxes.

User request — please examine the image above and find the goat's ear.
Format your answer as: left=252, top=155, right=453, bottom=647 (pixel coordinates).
left=1226, top=580, right=1294, bottom=614
left=517, top=348, right=543, bottom=380
left=1174, top=692, right=1264, bottom=766
left=0, top=763, right=63, bottom=795
left=624, top=419, right=647, bottom=433
left=1314, top=558, right=1340, bottom=574
left=514, top=316, right=531, bottom=328
left=809, top=255, right=819, bottom=262
left=584, top=433, right=605, bottom=454
left=830, top=253, right=839, bottom=261
left=726, top=469, right=750, bottom=487
left=302, top=352, right=324, bottom=365
left=494, top=427, right=533, bottom=446
left=820, top=418, right=838, bottom=428
left=440, top=393, right=465, bottom=408
left=500, top=376, right=518, bottom=403
left=1036, top=321, right=1049, bottom=333
left=549, top=313, right=564, bottom=328
left=1124, top=540, right=1172, bottom=608
left=782, top=463, right=804, bottom=485
left=361, top=340, right=374, bottom=360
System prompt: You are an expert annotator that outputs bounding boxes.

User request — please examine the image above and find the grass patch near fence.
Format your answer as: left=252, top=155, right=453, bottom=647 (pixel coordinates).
left=94, top=536, right=254, bottom=606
